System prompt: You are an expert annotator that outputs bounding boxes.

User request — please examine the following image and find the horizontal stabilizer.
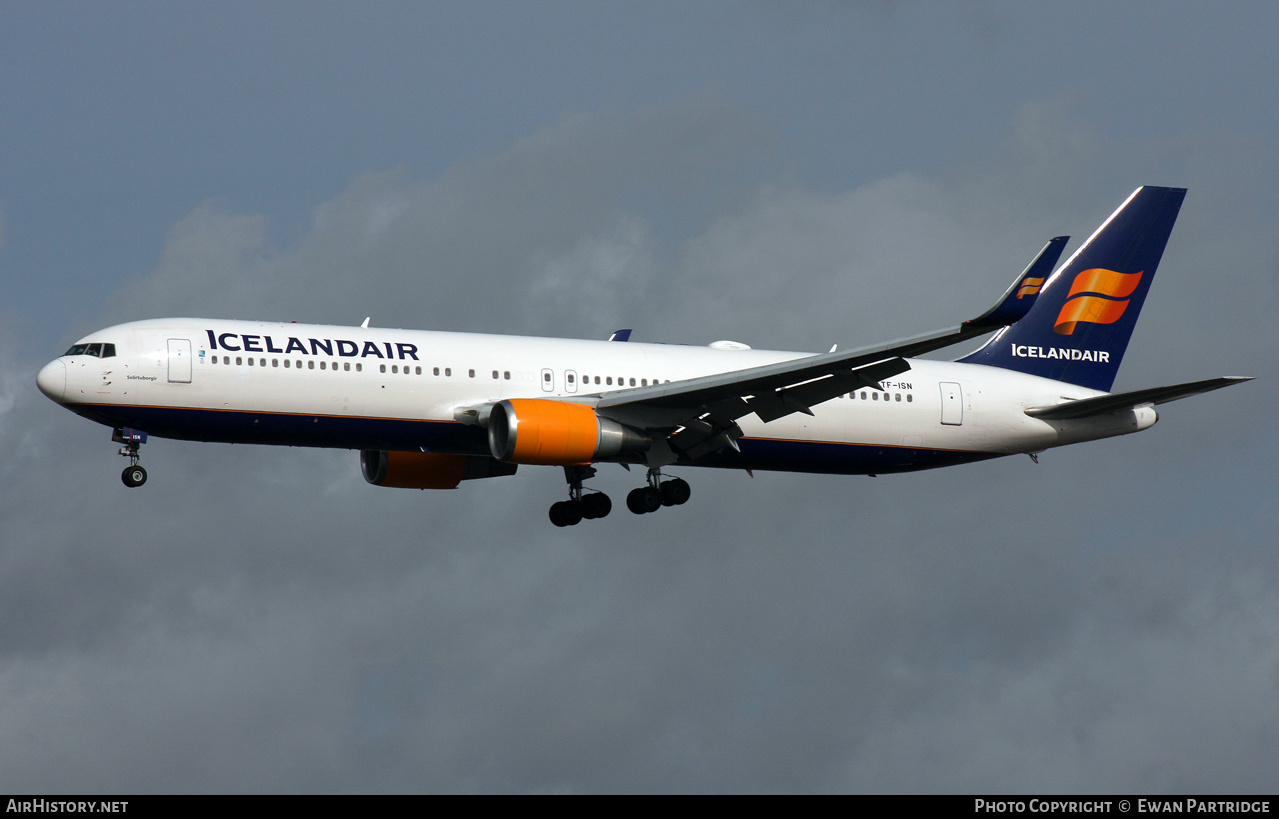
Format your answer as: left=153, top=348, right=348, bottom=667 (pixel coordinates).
left=1025, top=376, right=1253, bottom=420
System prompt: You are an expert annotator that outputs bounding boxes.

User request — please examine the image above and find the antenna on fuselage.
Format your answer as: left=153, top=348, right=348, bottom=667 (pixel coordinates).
left=361, top=317, right=371, bottom=329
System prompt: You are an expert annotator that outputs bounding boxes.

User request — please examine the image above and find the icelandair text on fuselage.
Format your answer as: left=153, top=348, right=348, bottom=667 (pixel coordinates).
left=1011, top=345, right=1111, bottom=363
left=206, top=331, right=419, bottom=361
left=975, top=800, right=1270, bottom=814
left=6, top=801, right=127, bottom=813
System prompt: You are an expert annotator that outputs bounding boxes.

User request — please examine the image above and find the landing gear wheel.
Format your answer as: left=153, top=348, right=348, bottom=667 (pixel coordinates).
left=549, top=500, right=584, bottom=527
left=626, top=486, right=662, bottom=514
left=659, top=478, right=691, bottom=506
left=580, top=492, right=612, bottom=519
left=122, top=465, right=148, bottom=488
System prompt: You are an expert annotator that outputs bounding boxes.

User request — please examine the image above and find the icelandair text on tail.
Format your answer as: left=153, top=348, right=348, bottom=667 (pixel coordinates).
left=975, top=801, right=1270, bottom=814
left=1010, top=345, right=1110, bottom=362
left=7, top=802, right=127, bottom=814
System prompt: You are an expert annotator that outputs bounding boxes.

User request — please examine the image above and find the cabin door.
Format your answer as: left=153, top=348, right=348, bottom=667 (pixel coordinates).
left=939, top=382, right=963, bottom=426
left=168, top=339, right=192, bottom=384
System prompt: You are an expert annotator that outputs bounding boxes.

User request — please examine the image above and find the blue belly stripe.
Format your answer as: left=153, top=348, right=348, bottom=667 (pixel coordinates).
left=65, top=402, right=999, bottom=475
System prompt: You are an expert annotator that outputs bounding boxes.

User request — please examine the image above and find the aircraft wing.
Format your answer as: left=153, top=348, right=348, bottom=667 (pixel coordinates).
left=1025, top=376, right=1254, bottom=420
left=585, top=237, right=1070, bottom=463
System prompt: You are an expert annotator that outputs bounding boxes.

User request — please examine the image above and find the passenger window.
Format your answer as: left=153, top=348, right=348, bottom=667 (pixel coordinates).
left=595, top=376, right=601, bottom=385
left=391, top=365, right=397, bottom=373
left=544, top=372, right=552, bottom=383
left=380, top=364, right=386, bottom=373
left=469, top=369, right=475, bottom=378
left=606, top=377, right=613, bottom=385
left=504, top=371, right=510, bottom=380
left=433, top=367, right=440, bottom=376
left=356, top=363, right=362, bottom=372
left=272, top=359, right=278, bottom=367
left=567, top=373, right=575, bottom=384
left=895, top=394, right=901, bottom=402
left=492, top=370, right=499, bottom=379
left=260, top=359, right=265, bottom=367
left=345, top=363, right=351, bottom=372
left=445, top=368, right=451, bottom=376
left=308, top=360, right=314, bottom=369
left=907, top=394, right=913, bottom=403
left=629, top=378, right=636, bottom=386
left=284, top=360, right=290, bottom=368
left=415, top=366, right=421, bottom=375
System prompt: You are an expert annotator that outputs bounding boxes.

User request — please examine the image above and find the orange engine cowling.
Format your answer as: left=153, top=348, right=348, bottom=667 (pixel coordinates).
left=361, top=450, right=517, bottom=489
left=487, top=399, right=648, bottom=465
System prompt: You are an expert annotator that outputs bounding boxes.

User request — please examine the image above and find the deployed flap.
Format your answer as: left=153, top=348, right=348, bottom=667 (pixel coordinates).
left=1026, top=376, right=1253, bottom=420
left=742, top=357, right=910, bottom=424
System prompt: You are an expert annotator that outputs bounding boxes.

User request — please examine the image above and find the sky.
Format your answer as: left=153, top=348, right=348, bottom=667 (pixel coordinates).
left=2, top=0, right=1278, bottom=794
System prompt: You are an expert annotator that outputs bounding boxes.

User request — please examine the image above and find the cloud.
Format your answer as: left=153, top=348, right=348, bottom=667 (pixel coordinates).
left=4, top=92, right=1277, bottom=793
left=104, top=94, right=770, bottom=342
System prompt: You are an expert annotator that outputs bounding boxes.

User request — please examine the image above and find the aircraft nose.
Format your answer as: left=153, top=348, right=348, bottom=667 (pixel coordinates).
left=36, top=359, right=66, bottom=403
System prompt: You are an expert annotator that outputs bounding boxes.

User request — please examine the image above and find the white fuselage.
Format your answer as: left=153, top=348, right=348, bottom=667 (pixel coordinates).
left=38, top=318, right=1157, bottom=475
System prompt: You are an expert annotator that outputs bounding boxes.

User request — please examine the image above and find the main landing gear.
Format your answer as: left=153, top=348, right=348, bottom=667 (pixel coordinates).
left=113, top=427, right=148, bottom=488
left=548, top=465, right=691, bottom=527
left=626, top=469, right=690, bottom=515
left=549, top=465, right=612, bottom=527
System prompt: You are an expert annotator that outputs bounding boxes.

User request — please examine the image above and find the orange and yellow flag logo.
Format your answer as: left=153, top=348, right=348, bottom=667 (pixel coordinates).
left=1016, top=277, right=1045, bottom=299
left=1053, top=268, right=1143, bottom=335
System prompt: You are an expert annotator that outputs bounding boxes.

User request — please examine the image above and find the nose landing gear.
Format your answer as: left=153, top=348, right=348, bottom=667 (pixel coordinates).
left=113, top=427, right=148, bottom=488
left=122, top=462, right=147, bottom=488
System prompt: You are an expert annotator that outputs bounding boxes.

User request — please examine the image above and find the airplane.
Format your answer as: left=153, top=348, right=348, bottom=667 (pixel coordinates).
left=36, top=186, right=1251, bottom=526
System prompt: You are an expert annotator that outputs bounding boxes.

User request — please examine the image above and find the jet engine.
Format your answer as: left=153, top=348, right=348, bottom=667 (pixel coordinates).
left=487, top=399, right=648, bottom=465
left=360, top=450, right=517, bottom=489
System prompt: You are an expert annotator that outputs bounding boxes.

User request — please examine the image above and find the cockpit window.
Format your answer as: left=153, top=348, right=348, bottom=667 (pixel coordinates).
left=62, top=342, right=116, bottom=358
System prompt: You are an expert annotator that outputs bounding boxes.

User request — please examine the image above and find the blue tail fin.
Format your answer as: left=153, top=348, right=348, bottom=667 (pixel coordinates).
left=959, top=186, right=1186, bottom=391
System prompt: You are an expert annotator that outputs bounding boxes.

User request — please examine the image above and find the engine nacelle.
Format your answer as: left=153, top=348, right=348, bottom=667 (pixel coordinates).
left=360, top=450, right=517, bottom=489
left=487, top=399, right=648, bottom=465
